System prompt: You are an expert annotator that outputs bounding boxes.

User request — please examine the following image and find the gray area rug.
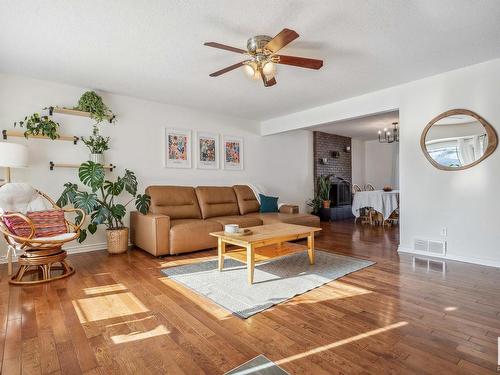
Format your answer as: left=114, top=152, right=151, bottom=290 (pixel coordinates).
left=162, top=250, right=374, bottom=318
left=225, top=355, right=289, bottom=375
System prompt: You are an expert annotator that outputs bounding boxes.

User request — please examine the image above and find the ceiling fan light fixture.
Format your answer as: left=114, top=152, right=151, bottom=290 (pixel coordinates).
left=243, top=61, right=261, bottom=80
left=262, top=61, right=276, bottom=77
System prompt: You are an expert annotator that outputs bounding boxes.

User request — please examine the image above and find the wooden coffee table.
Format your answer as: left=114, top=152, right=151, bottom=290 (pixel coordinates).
left=210, top=223, right=322, bottom=284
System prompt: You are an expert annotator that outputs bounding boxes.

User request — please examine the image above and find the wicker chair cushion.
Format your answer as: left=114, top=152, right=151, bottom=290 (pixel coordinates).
left=4, top=210, right=67, bottom=238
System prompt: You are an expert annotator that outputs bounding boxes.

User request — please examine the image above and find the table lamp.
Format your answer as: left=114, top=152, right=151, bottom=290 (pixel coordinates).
left=0, top=142, right=28, bottom=183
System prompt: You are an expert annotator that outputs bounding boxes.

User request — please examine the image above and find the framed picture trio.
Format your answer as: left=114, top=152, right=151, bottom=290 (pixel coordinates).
left=164, top=128, right=243, bottom=170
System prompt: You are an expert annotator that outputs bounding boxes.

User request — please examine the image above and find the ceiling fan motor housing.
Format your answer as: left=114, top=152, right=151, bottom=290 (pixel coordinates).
left=247, top=35, right=272, bottom=54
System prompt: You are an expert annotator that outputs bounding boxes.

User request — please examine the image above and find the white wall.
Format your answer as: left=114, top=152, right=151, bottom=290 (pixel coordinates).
left=364, top=140, right=398, bottom=189
left=262, top=58, right=500, bottom=268
left=351, top=139, right=366, bottom=187
left=351, top=139, right=398, bottom=189
left=0, top=74, right=313, bottom=257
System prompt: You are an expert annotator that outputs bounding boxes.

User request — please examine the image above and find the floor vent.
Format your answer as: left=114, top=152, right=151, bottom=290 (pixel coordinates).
left=428, top=240, right=446, bottom=255
left=414, top=239, right=428, bottom=252
left=414, top=238, right=446, bottom=255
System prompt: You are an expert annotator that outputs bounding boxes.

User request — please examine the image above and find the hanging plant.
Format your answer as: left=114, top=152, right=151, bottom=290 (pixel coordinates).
left=14, top=113, right=60, bottom=140
left=75, top=91, right=115, bottom=124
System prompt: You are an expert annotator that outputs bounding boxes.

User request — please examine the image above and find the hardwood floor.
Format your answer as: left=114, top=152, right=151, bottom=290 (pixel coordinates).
left=1, top=220, right=500, bottom=374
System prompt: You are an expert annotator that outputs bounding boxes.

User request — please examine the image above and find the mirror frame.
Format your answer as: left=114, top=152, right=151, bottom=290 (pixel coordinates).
left=420, top=109, right=498, bottom=171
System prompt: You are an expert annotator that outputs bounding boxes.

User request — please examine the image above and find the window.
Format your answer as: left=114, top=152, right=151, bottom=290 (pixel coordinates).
left=428, top=145, right=461, bottom=167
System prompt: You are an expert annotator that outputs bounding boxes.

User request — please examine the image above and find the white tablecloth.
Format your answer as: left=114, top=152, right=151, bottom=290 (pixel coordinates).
left=352, top=190, right=399, bottom=220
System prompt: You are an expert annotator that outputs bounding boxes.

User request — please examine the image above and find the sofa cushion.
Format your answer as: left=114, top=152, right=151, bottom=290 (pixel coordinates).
left=259, top=194, right=279, bottom=213
left=245, top=212, right=320, bottom=227
left=146, top=186, right=201, bottom=219
left=207, top=215, right=263, bottom=228
left=233, top=185, right=260, bottom=215
left=195, top=186, right=240, bottom=219
left=169, top=219, right=222, bottom=254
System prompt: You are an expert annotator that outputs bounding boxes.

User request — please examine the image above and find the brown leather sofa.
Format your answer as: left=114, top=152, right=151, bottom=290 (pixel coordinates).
left=130, top=185, right=320, bottom=256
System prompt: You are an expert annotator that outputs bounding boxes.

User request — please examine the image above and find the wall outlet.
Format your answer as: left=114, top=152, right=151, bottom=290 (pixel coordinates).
left=440, top=227, right=447, bottom=236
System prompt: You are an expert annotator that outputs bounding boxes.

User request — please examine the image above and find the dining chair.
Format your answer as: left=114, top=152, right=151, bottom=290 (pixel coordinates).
left=365, top=183, right=375, bottom=191
left=352, top=184, right=362, bottom=194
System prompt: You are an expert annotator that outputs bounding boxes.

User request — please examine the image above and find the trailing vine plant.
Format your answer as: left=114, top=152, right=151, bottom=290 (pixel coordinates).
left=75, top=91, right=115, bottom=124
left=14, top=113, right=60, bottom=140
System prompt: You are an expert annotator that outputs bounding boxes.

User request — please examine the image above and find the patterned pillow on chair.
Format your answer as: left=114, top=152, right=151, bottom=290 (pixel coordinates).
left=4, top=210, right=67, bottom=238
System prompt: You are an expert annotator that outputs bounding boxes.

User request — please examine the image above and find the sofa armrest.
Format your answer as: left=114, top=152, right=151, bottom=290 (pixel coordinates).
left=279, top=204, right=299, bottom=214
left=130, top=212, right=170, bottom=257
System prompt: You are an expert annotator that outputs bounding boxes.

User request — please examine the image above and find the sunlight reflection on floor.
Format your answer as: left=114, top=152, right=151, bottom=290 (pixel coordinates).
left=111, top=324, right=170, bottom=344
left=72, top=292, right=149, bottom=323
left=276, top=321, right=408, bottom=365
left=83, top=283, right=128, bottom=295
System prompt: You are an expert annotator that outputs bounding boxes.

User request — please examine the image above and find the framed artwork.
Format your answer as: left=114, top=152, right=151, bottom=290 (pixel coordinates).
left=222, top=135, right=244, bottom=170
left=164, top=128, right=191, bottom=168
left=196, top=132, right=219, bottom=169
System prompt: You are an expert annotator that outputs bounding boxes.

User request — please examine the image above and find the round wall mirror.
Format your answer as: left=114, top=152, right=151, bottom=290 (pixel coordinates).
left=421, top=109, right=497, bottom=171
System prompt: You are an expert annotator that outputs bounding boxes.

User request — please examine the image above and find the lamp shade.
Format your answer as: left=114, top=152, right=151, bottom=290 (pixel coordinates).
left=0, top=142, right=28, bottom=168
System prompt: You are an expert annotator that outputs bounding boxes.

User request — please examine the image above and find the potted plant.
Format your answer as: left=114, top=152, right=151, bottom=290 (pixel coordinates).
left=82, top=125, right=110, bottom=164
left=57, top=161, right=151, bottom=254
left=306, top=196, right=322, bottom=215
left=14, top=113, right=60, bottom=140
left=317, top=175, right=332, bottom=208
left=75, top=91, right=115, bottom=124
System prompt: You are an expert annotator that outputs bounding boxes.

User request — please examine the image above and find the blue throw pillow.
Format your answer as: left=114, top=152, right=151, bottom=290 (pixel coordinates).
left=259, top=194, right=279, bottom=213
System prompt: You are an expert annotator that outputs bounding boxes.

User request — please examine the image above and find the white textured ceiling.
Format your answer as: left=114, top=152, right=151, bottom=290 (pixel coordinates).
left=1, top=0, right=500, bottom=121
left=312, top=111, right=399, bottom=141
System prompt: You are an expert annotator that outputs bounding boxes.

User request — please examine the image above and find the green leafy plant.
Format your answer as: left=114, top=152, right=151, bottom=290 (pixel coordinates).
left=57, top=161, right=150, bottom=242
left=317, top=175, right=332, bottom=201
left=306, top=196, right=322, bottom=215
left=82, top=125, right=110, bottom=154
left=75, top=91, right=115, bottom=124
left=14, top=113, right=60, bottom=140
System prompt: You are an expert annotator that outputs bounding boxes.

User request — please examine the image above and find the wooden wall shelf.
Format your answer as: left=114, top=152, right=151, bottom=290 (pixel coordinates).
left=49, top=162, right=115, bottom=171
left=3, top=130, right=79, bottom=144
left=48, top=107, right=115, bottom=123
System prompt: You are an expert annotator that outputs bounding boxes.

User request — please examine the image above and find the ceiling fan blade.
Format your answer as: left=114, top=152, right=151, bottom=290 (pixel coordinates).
left=209, top=61, right=247, bottom=77
left=260, top=68, right=277, bottom=87
left=204, top=42, right=247, bottom=54
left=276, top=54, right=323, bottom=69
left=264, top=28, right=299, bottom=53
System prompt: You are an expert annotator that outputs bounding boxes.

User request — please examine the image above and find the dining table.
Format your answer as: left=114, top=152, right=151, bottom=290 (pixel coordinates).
left=352, top=190, right=399, bottom=220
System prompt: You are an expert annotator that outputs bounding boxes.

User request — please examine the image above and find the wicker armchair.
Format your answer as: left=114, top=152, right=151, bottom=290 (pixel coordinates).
left=0, top=183, right=86, bottom=285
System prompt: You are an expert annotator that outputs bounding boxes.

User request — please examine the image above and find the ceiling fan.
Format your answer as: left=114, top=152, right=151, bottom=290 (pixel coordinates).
left=204, top=28, right=323, bottom=87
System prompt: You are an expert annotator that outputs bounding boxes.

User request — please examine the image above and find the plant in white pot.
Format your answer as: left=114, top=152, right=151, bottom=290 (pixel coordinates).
left=57, top=161, right=151, bottom=254
left=82, top=125, right=110, bottom=164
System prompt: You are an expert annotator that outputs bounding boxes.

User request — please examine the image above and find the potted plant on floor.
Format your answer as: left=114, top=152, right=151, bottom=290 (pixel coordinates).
left=82, top=125, right=110, bottom=164
left=57, top=161, right=151, bottom=254
left=317, top=175, right=332, bottom=208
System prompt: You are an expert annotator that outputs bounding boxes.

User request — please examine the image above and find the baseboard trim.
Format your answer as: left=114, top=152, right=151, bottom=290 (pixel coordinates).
left=398, top=245, right=500, bottom=268
left=0, top=242, right=108, bottom=264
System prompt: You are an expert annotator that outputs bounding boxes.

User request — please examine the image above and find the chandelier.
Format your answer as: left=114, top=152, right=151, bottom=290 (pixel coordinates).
left=378, top=122, right=399, bottom=143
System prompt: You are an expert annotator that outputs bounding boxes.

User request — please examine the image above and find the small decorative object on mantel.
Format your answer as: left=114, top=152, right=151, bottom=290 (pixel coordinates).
left=57, top=161, right=151, bottom=254
left=14, top=112, right=60, bottom=140
left=319, top=157, right=328, bottom=165
left=383, top=186, right=393, bottom=192
left=331, top=151, right=340, bottom=158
